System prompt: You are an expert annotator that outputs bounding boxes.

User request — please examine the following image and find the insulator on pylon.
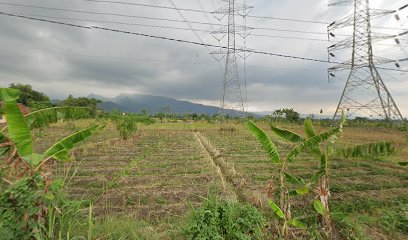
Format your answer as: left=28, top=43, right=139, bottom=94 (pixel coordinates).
left=395, top=14, right=400, bottom=21
left=395, top=62, right=400, bottom=68
left=395, top=38, right=400, bottom=44
left=330, top=32, right=335, bottom=37
left=330, top=73, right=335, bottom=77
left=330, top=53, right=335, bottom=57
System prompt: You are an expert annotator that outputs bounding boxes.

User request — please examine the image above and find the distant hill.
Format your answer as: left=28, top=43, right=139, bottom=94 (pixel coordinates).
left=89, top=93, right=239, bottom=115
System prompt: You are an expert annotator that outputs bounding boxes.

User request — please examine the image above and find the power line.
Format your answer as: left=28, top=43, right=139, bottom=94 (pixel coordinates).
left=2, top=9, right=408, bottom=74
left=0, top=45, right=220, bottom=65
left=10, top=12, right=332, bottom=42
left=1, top=2, right=407, bottom=34
left=6, top=0, right=329, bottom=25
left=0, top=10, right=329, bottom=63
left=86, top=0, right=331, bottom=24
left=16, top=11, right=401, bottom=43
left=84, top=0, right=331, bottom=24
left=84, top=0, right=207, bottom=13
left=21, top=12, right=213, bottom=32
left=252, top=33, right=327, bottom=42
left=0, top=44, right=334, bottom=72
left=0, top=2, right=323, bottom=31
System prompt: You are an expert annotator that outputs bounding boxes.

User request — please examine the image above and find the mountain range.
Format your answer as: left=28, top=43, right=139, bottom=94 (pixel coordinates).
left=89, top=93, right=240, bottom=115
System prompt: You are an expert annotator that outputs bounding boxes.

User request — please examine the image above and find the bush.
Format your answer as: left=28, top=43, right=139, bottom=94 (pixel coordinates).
left=185, top=197, right=266, bottom=240
left=0, top=176, right=43, bottom=239
left=111, top=114, right=139, bottom=140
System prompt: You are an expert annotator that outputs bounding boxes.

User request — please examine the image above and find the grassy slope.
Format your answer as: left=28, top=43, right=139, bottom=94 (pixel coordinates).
left=33, top=120, right=408, bottom=239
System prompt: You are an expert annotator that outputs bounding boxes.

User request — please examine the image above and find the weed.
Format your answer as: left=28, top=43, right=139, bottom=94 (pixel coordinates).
left=185, top=196, right=266, bottom=239
left=381, top=205, right=408, bottom=234
left=0, top=175, right=44, bottom=239
left=155, top=197, right=169, bottom=205
left=219, top=126, right=237, bottom=132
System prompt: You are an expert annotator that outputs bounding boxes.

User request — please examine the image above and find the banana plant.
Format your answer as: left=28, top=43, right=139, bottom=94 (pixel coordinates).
left=268, top=200, right=306, bottom=240
left=247, top=121, right=306, bottom=239
left=271, top=115, right=395, bottom=235
left=0, top=88, right=102, bottom=174
left=269, top=116, right=345, bottom=233
left=0, top=87, right=103, bottom=238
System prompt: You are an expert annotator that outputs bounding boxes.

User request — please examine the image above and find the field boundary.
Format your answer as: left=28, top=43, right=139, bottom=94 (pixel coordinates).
left=193, top=131, right=250, bottom=202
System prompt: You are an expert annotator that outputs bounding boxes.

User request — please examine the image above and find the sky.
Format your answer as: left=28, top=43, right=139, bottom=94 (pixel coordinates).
left=0, top=0, right=407, bottom=117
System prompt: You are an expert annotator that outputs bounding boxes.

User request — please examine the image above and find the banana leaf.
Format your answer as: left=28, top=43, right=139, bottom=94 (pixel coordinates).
left=25, top=106, right=91, bottom=129
left=287, top=127, right=342, bottom=162
left=270, top=124, right=304, bottom=143
left=268, top=200, right=285, bottom=220
left=0, top=88, right=20, bottom=102
left=336, top=142, right=394, bottom=158
left=43, top=124, right=101, bottom=161
left=247, top=121, right=281, bottom=163
left=304, top=118, right=317, bottom=138
left=1, top=89, right=34, bottom=157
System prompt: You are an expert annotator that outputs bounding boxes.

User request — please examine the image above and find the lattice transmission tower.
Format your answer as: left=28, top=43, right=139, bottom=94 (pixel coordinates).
left=328, top=0, right=404, bottom=121
left=211, top=0, right=253, bottom=116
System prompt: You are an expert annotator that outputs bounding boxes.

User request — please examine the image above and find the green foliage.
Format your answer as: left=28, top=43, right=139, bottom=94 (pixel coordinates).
left=287, top=219, right=307, bottom=229
left=60, top=95, right=101, bottom=108
left=185, top=197, right=266, bottom=240
left=247, top=121, right=280, bottom=163
left=1, top=89, right=34, bottom=157
left=0, top=87, right=101, bottom=238
left=286, top=126, right=343, bottom=162
left=270, top=124, right=304, bottom=143
left=336, top=142, right=395, bottom=158
left=313, top=200, right=326, bottom=216
left=43, top=124, right=101, bottom=160
left=60, top=95, right=101, bottom=116
left=111, top=114, right=139, bottom=140
left=8, top=83, right=51, bottom=110
left=268, top=200, right=307, bottom=236
left=273, top=108, right=300, bottom=122
left=284, top=173, right=310, bottom=195
left=0, top=174, right=93, bottom=240
left=0, top=88, right=20, bottom=102
left=304, top=118, right=317, bottom=138
left=0, top=175, right=44, bottom=240
left=25, top=106, right=92, bottom=129
left=268, top=200, right=285, bottom=220
left=0, top=88, right=102, bottom=166
left=381, top=205, right=408, bottom=234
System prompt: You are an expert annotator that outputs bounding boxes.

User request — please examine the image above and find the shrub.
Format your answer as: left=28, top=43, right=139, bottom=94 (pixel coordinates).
left=0, top=175, right=44, bottom=240
left=185, top=197, right=266, bottom=240
left=112, top=115, right=139, bottom=140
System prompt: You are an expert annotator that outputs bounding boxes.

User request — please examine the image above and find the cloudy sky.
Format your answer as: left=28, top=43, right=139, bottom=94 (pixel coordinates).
left=0, top=0, right=407, bottom=116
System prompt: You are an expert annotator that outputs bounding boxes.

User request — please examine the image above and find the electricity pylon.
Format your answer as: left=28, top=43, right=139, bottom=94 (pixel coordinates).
left=328, top=0, right=404, bottom=121
left=211, top=0, right=252, bottom=116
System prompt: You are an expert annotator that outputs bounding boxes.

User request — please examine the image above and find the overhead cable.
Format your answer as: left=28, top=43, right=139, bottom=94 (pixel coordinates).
left=2, top=9, right=408, bottom=73
left=1, top=2, right=406, bottom=32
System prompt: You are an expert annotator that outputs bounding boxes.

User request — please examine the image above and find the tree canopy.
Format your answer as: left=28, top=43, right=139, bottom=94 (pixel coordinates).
left=9, top=84, right=51, bottom=110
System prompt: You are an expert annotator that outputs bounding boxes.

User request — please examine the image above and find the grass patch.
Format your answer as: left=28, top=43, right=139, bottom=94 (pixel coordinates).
left=185, top=196, right=266, bottom=239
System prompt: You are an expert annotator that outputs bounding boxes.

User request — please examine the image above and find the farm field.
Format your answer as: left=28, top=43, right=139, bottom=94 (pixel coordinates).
left=33, top=120, right=408, bottom=239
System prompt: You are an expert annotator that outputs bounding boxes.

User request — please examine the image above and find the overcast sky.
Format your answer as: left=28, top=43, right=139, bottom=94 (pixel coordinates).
left=0, top=0, right=407, bottom=116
